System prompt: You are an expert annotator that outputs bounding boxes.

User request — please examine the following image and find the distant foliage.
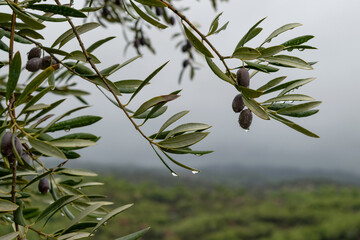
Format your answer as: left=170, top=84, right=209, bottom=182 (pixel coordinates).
left=0, top=0, right=319, bottom=239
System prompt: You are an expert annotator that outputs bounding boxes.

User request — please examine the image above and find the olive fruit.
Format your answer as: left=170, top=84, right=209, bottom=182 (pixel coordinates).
left=26, top=57, right=42, bottom=72
left=169, top=16, right=175, bottom=25
left=238, top=109, right=253, bottom=130
left=139, top=37, right=146, bottom=46
left=133, top=39, right=140, bottom=48
left=21, top=152, right=31, bottom=164
left=182, top=59, right=189, bottom=68
left=115, top=0, right=121, bottom=5
left=38, top=178, right=50, bottom=194
left=155, top=7, right=163, bottom=16
left=27, top=47, right=41, bottom=60
left=236, top=67, right=250, bottom=88
left=41, top=56, right=53, bottom=69
left=232, top=94, right=245, bottom=113
left=181, top=40, right=192, bottom=52
left=1, top=132, right=23, bottom=158
left=102, top=6, right=110, bottom=17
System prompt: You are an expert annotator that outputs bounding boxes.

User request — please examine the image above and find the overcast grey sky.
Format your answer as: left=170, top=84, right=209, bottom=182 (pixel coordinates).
left=3, top=0, right=359, bottom=174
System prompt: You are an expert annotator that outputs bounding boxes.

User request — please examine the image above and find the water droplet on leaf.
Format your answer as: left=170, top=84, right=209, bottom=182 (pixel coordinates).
left=191, top=170, right=200, bottom=174
left=96, top=217, right=102, bottom=221
left=171, top=172, right=178, bottom=177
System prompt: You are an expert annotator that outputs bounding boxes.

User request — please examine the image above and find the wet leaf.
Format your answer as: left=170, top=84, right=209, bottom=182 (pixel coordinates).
left=263, top=23, right=302, bottom=45
left=183, top=24, right=213, bottom=58
left=264, top=94, right=315, bottom=103
left=232, top=47, right=261, bottom=60
left=159, top=132, right=209, bottom=149
left=276, top=101, right=321, bottom=115
left=0, top=199, right=18, bottom=212
left=261, top=55, right=313, bottom=70
left=28, top=137, right=67, bottom=159
left=165, top=123, right=211, bottom=139
left=6, top=51, right=21, bottom=100
left=242, top=95, right=269, bottom=120
left=257, top=76, right=286, bottom=92
left=130, top=0, right=167, bottom=29
left=134, top=95, right=179, bottom=116
left=235, top=17, right=266, bottom=49
left=28, top=4, right=87, bottom=18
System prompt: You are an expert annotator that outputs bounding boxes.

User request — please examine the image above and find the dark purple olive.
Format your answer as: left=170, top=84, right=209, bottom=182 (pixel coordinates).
left=133, top=39, right=140, bottom=48
left=41, top=56, right=55, bottom=69
left=155, top=7, right=163, bottom=16
left=139, top=37, right=146, bottom=46
left=232, top=94, right=245, bottom=113
left=26, top=57, right=42, bottom=72
left=182, top=59, right=189, bottom=68
left=102, top=7, right=110, bottom=17
left=238, top=109, right=253, bottom=130
left=28, top=47, right=41, bottom=60
left=21, top=152, right=31, bottom=164
left=169, top=16, right=175, bottom=25
left=236, top=67, right=250, bottom=88
left=38, top=178, right=50, bottom=194
left=1, top=132, right=23, bottom=158
left=115, top=0, right=121, bottom=5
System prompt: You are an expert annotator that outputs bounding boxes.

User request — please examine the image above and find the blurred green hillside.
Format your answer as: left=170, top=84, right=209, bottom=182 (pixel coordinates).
left=2, top=165, right=360, bottom=240
left=88, top=170, right=360, bottom=240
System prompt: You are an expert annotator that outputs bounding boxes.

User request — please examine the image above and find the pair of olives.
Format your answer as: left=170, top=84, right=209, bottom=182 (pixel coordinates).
left=1, top=132, right=50, bottom=194
left=26, top=47, right=55, bottom=72
left=232, top=68, right=253, bottom=130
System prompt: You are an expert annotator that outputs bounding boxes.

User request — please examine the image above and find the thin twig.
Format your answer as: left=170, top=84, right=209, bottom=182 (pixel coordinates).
left=54, top=0, right=155, bottom=145
left=161, top=0, right=236, bottom=83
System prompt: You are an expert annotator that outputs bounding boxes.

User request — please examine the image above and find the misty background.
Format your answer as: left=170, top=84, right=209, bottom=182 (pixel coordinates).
left=2, top=0, right=359, bottom=176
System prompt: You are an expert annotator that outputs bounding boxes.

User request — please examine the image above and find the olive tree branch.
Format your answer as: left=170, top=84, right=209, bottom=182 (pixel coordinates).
left=54, top=0, right=158, bottom=148
left=7, top=1, right=20, bottom=237
left=161, top=0, right=236, bottom=83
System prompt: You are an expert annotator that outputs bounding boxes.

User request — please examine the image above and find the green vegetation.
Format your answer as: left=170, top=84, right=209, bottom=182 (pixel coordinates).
left=17, top=173, right=359, bottom=240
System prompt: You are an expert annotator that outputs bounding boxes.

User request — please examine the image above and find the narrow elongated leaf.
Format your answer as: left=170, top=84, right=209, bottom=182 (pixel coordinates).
left=165, top=123, right=211, bottom=139
left=63, top=203, right=104, bottom=233
left=264, top=94, right=315, bottom=103
left=128, top=61, right=169, bottom=103
left=235, top=17, right=266, bottom=49
left=276, top=101, right=321, bottom=114
left=285, top=45, right=317, bottom=52
left=279, top=109, right=319, bottom=118
left=263, top=23, right=302, bottom=45
left=46, top=115, right=102, bottom=133
left=134, top=95, right=179, bottom=116
left=235, top=85, right=263, bottom=98
left=162, top=151, right=200, bottom=173
left=17, top=28, right=44, bottom=39
left=0, top=13, right=12, bottom=22
left=21, top=171, right=51, bottom=190
left=36, top=195, right=82, bottom=223
left=183, top=24, right=213, bottom=58
left=24, top=103, right=50, bottom=112
left=159, top=132, right=209, bottom=149
left=157, top=110, right=189, bottom=135
left=130, top=1, right=167, bottom=29
left=0, top=232, right=19, bottom=240
left=65, top=51, right=100, bottom=64
left=278, top=77, right=315, bottom=96
left=16, top=66, right=57, bottom=105
left=28, top=137, right=66, bottom=159
left=0, top=39, right=9, bottom=52
left=242, top=95, right=270, bottom=120
left=115, top=80, right=144, bottom=94
left=269, top=113, right=319, bottom=138
left=161, top=148, right=213, bottom=155
left=28, top=12, right=67, bottom=22
left=205, top=57, right=234, bottom=84
left=257, top=76, right=286, bottom=91
left=28, top=4, right=87, bottom=18
left=21, top=87, right=51, bottom=114
left=87, top=36, right=116, bottom=53
left=262, top=55, right=313, bottom=70
left=134, top=0, right=166, bottom=7
left=232, top=47, right=261, bottom=60
left=60, top=22, right=100, bottom=48
left=133, top=106, right=167, bottom=119
left=42, top=47, right=71, bottom=57
left=58, top=232, right=91, bottom=240
left=56, top=168, right=97, bottom=177
left=0, top=199, right=18, bottom=212
left=50, top=139, right=96, bottom=148
left=6, top=51, right=21, bottom=100
left=244, top=61, right=279, bottom=73
left=282, top=35, right=314, bottom=47
left=5, top=0, right=45, bottom=29
left=115, top=227, right=150, bottom=240
left=90, top=204, right=133, bottom=234
left=207, top=12, right=222, bottom=36
left=260, top=45, right=285, bottom=58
